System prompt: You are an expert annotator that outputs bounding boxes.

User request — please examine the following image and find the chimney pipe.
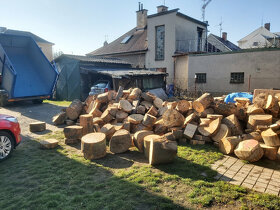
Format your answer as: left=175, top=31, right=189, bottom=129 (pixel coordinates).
left=136, top=4, right=147, bottom=29
left=264, top=23, right=270, bottom=31
left=222, top=32, right=227, bottom=41
left=138, top=2, right=141, bottom=11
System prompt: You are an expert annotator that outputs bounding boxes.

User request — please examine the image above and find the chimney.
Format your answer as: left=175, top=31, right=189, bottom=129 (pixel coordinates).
left=157, top=5, right=168, bottom=13
left=103, top=40, right=108, bottom=47
left=136, top=3, right=148, bottom=29
left=264, top=23, right=270, bottom=31
left=222, top=32, right=227, bottom=41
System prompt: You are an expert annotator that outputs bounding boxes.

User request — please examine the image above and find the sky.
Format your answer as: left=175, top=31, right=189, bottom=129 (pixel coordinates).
left=1, top=0, right=279, bottom=55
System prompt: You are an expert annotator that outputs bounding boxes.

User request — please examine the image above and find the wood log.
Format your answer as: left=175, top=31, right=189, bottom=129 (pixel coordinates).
left=212, top=102, right=237, bottom=116
left=92, top=117, right=104, bottom=126
left=198, top=118, right=221, bottom=137
left=147, top=106, right=158, bottom=117
left=93, top=124, right=101, bottom=132
left=256, top=125, right=269, bottom=131
left=277, top=148, right=280, bottom=161
left=158, top=107, right=168, bottom=116
left=166, top=102, right=177, bottom=109
left=115, top=86, right=124, bottom=102
left=80, top=114, right=94, bottom=135
left=122, top=122, right=130, bottom=132
left=183, top=123, right=198, bottom=139
left=63, top=125, right=83, bottom=140
left=269, top=123, right=280, bottom=131
left=143, top=134, right=161, bottom=159
left=261, top=128, right=280, bottom=147
left=96, top=92, right=109, bottom=103
left=193, top=93, right=214, bottom=113
left=175, top=100, right=190, bottom=114
left=164, top=132, right=176, bottom=141
left=172, top=129, right=183, bottom=140
left=234, top=140, right=264, bottom=162
left=141, top=92, right=154, bottom=102
left=222, top=114, right=243, bottom=136
left=212, top=124, right=231, bottom=142
left=118, top=100, right=133, bottom=113
left=207, top=114, right=223, bottom=120
left=100, top=109, right=114, bottom=123
left=142, top=114, right=157, bottom=127
left=162, top=109, right=185, bottom=128
left=128, top=88, right=142, bottom=100
left=154, top=123, right=168, bottom=135
left=65, top=119, right=75, bottom=126
left=199, top=118, right=211, bottom=127
left=141, top=101, right=153, bottom=110
left=149, top=138, right=177, bottom=165
left=190, top=140, right=205, bottom=145
left=219, top=136, right=242, bottom=154
left=40, top=139, right=59, bottom=149
left=183, top=113, right=197, bottom=127
left=247, top=114, right=272, bottom=130
left=265, top=94, right=275, bottom=110
left=234, top=97, right=250, bottom=105
left=66, top=99, right=83, bottom=120
left=89, top=102, right=102, bottom=118
left=246, top=105, right=264, bottom=115
left=115, top=111, right=128, bottom=123
left=136, top=105, right=146, bottom=115
left=29, top=122, right=46, bottom=132
left=108, top=90, right=116, bottom=101
left=193, top=135, right=212, bottom=142
left=81, top=133, right=106, bottom=160
left=109, top=129, right=131, bottom=154
left=198, top=108, right=214, bottom=118
left=131, top=100, right=140, bottom=114
left=52, top=112, right=67, bottom=125
left=242, top=132, right=262, bottom=142
left=260, top=144, right=278, bottom=160
left=127, top=114, right=144, bottom=124
left=131, top=123, right=152, bottom=133
left=107, top=106, right=118, bottom=117
left=133, top=130, right=154, bottom=152
left=100, top=124, right=116, bottom=140
left=153, top=97, right=163, bottom=109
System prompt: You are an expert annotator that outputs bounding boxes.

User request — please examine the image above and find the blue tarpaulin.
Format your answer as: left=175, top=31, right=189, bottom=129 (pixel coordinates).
left=224, top=92, right=253, bottom=104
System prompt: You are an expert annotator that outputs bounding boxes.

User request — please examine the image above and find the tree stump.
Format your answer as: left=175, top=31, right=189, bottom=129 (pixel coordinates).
left=247, top=114, right=272, bottom=130
left=80, top=114, right=94, bottom=135
left=153, top=97, right=163, bottom=109
left=127, top=114, right=144, bottom=124
left=143, top=134, right=161, bottom=159
left=147, top=106, right=158, bottom=117
left=162, top=109, right=185, bottom=128
left=40, top=139, right=59, bottom=149
left=219, top=136, right=242, bottom=154
left=175, top=100, right=190, bottom=114
left=81, top=133, right=106, bottom=160
left=142, top=114, right=157, bottom=127
left=118, top=100, right=133, bottom=113
left=193, top=93, right=214, bottom=113
left=63, top=125, right=83, bottom=140
left=260, top=144, right=278, bottom=160
left=198, top=118, right=221, bottom=137
left=52, top=112, right=67, bottom=125
left=29, top=122, right=46, bottom=132
left=133, top=130, right=154, bottom=152
left=222, top=114, right=243, bottom=136
left=109, top=129, right=131, bottom=154
left=234, top=140, right=264, bottom=162
left=261, top=128, right=280, bottom=147
left=66, top=99, right=83, bottom=120
left=212, top=124, right=231, bottom=142
left=149, top=138, right=177, bottom=165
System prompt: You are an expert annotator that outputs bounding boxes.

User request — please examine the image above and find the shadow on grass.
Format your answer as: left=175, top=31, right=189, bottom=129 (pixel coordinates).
left=0, top=135, right=186, bottom=210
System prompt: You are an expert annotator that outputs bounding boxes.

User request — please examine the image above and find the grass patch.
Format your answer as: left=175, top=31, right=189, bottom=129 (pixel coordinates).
left=43, top=100, right=71, bottom=107
left=1, top=131, right=279, bottom=209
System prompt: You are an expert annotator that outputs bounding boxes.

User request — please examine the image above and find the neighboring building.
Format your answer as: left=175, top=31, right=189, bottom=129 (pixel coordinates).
left=87, top=5, right=208, bottom=84
left=0, top=27, right=54, bottom=61
left=207, top=32, right=240, bottom=52
left=173, top=48, right=280, bottom=95
left=238, top=23, right=280, bottom=49
left=54, top=54, right=166, bottom=100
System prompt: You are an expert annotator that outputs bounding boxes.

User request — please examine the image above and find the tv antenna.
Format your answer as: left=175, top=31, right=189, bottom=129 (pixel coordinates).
left=202, top=0, right=212, bottom=22
left=218, top=17, right=223, bottom=37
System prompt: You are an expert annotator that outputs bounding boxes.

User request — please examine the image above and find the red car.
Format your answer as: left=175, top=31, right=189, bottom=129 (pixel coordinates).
left=0, top=114, right=21, bottom=161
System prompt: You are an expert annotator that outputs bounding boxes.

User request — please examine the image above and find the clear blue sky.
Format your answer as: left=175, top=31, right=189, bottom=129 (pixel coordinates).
left=1, top=0, right=279, bottom=55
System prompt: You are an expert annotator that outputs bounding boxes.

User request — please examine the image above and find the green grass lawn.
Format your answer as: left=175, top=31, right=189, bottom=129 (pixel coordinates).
left=43, top=100, right=71, bottom=107
left=0, top=131, right=279, bottom=209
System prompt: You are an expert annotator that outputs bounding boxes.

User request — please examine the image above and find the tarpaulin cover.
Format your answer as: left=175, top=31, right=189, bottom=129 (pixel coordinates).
left=224, top=92, right=253, bottom=104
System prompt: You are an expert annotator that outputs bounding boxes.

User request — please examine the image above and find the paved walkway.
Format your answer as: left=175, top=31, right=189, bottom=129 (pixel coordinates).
left=211, top=156, right=280, bottom=196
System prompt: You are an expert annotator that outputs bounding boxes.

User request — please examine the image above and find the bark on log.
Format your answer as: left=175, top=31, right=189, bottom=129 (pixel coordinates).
left=172, top=129, right=183, bottom=140
left=100, top=124, right=116, bottom=140
left=193, top=93, right=214, bottom=113
left=143, top=134, right=161, bottom=159
left=154, top=123, right=168, bottom=135
left=198, top=118, right=221, bottom=137
left=141, top=92, right=155, bottom=102
left=81, top=133, right=106, bottom=160
left=80, top=114, right=94, bottom=135
left=261, top=128, right=280, bottom=147
left=142, top=114, right=157, bottom=127
left=52, top=112, right=67, bottom=125
left=92, top=117, right=104, bottom=127
left=127, top=114, right=144, bottom=124
left=149, top=138, right=177, bottom=165
left=128, top=88, right=142, bottom=100
left=29, top=122, right=46, bottom=132
left=133, top=130, right=154, bottom=152
left=222, top=114, right=243, bottom=136
left=219, top=136, right=242, bottom=154
left=247, top=114, right=272, bottom=130
left=147, top=106, right=158, bottom=117
left=66, top=99, right=83, bottom=120
left=109, top=129, right=131, bottom=154
left=101, top=109, right=114, bottom=124
left=162, top=109, right=185, bottom=128
left=212, top=124, right=231, bottom=142
left=63, top=125, right=83, bottom=140
left=260, top=143, right=278, bottom=160
left=131, top=123, right=152, bottom=133
left=234, top=140, right=264, bottom=162
left=212, top=102, right=237, bottom=117
left=164, top=132, right=176, bottom=141
left=140, top=101, right=153, bottom=110
left=193, top=135, right=212, bottom=142
left=153, top=97, right=163, bottom=109
left=184, top=113, right=197, bottom=127
left=116, top=111, right=128, bottom=123
left=118, top=100, right=133, bottom=113
left=175, top=100, right=190, bottom=114
left=242, top=132, right=262, bottom=142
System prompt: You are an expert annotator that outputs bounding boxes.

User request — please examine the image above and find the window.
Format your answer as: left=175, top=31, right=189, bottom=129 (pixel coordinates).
left=121, top=35, right=133, bottom=44
left=155, top=25, right=165, bottom=60
left=195, top=73, right=206, bottom=83
left=253, top=42, right=259, bottom=46
left=230, top=72, right=244, bottom=83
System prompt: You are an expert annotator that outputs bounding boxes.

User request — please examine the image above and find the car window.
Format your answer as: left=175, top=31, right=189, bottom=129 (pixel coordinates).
left=94, top=82, right=107, bottom=88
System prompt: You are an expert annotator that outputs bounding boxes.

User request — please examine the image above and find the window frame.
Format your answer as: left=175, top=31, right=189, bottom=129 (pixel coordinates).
left=195, top=73, right=207, bottom=83
left=155, top=25, right=165, bottom=61
left=230, top=72, right=244, bottom=84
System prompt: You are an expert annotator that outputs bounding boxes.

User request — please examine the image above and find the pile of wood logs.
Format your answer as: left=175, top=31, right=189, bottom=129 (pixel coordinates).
left=52, top=88, right=280, bottom=164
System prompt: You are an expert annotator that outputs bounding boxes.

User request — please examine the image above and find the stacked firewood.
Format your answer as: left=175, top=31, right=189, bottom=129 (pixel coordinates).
left=52, top=88, right=280, bottom=164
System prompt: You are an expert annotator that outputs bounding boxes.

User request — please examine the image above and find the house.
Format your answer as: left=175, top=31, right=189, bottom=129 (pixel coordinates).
left=0, top=27, right=54, bottom=61
left=88, top=4, right=208, bottom=84
left=207, top=32, right=240, bottom=52
left=238, top=23, right=280, bottom=49
left=54, top=54, right=166, bottom=101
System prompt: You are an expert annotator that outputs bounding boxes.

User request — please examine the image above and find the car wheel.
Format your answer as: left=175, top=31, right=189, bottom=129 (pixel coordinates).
left=0, top=131, right=14, bottom=161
